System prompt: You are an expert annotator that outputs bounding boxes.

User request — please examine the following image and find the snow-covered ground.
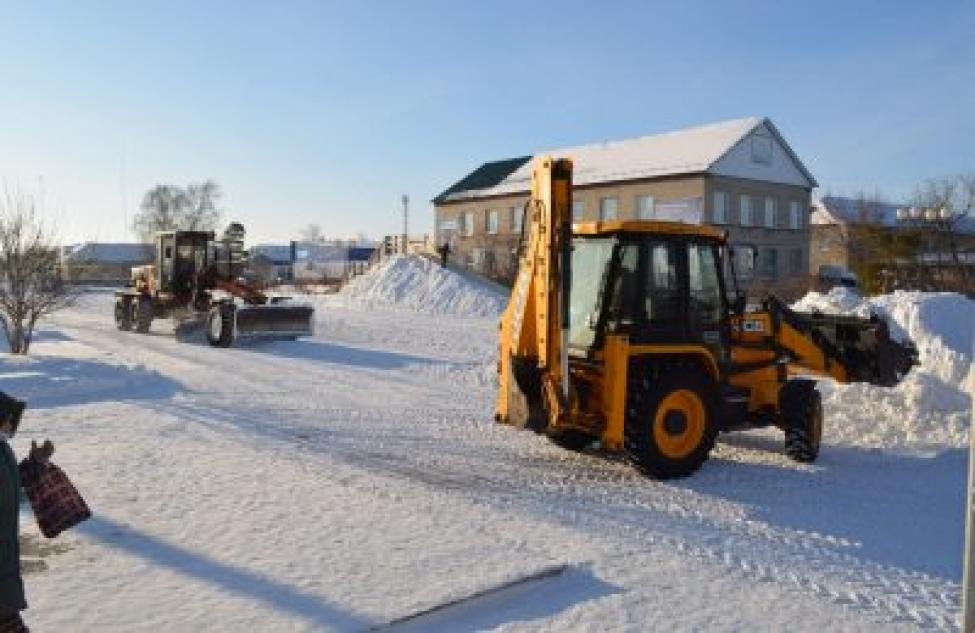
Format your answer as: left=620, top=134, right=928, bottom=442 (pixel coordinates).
left=2, top=260, right=971, bottom=631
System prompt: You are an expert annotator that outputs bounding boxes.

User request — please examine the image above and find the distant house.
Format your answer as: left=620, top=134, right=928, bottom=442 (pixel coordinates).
left=61, top=243, right=154, bottom=283
left=249, top=244, right=295, bottom=282
left=292, top=241, right=377, bottom=281
left=433, top=117, right=818, bottom=286
left=811, top=196, right=975, bottom=293
left=250, top=240, right=378, bottom=283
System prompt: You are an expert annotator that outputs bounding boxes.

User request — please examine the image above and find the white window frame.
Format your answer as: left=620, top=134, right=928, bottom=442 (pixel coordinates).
left=764, top=197, right=776, bottom=228
left=572, top=200, right=585, bottom=222
left=739, top=195, right=752, bottom=226
left=463, top=211, right=475, bottom=237
left=789, top=201, right=801, bottom=230
left=511, top=205, right=522, bottom=234
left=736, top=244, right=757, bottom=278
left=635, top=194, right=655, bottom=220
left=486, top=209, right=499, bottom=235
left=712, top=192, right=728, bottom=224
left=599, top=197, right=618, bottom=221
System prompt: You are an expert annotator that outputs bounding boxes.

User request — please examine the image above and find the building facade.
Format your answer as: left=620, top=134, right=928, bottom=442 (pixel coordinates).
left=433, top=117, right=817, bottom=289
left=61, top=243, right=154, bottom=283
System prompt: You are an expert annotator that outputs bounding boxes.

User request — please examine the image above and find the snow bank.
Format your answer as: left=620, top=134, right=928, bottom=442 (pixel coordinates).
left=792, top=288, right=974, bottom=451
left=338, top=255, right=507, bottom=318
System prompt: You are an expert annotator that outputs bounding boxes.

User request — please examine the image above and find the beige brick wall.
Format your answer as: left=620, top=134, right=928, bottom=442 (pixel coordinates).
left=704, top=175, right=811, bottom=284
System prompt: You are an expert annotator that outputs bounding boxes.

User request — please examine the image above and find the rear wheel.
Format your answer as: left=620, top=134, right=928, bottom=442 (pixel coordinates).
left=780, top=379, right=823, bottom=463
left=206, top=305, right=235, bottom=348
left=115, top=297, right=133, bottom=331
left=626, top=367, right=717, bottom=479
left=134, top=297, right=153, bottom=333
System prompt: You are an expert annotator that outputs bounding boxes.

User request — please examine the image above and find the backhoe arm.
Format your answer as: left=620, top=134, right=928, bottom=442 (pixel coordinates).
left=495, top=157, right=574, bottom=427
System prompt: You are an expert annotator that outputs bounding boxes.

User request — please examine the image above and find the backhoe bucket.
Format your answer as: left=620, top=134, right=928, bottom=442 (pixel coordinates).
left=767, top=295, right=918, bottom=386
left=235, top=304, right=315, bottom=339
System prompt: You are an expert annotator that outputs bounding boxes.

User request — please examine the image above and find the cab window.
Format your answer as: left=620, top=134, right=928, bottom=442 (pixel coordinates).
left=688, top=243, right=723, bottom=324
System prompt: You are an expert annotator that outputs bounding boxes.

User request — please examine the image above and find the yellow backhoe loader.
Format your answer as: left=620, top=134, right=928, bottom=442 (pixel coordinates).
left=495, top=157, right=917, bottom=478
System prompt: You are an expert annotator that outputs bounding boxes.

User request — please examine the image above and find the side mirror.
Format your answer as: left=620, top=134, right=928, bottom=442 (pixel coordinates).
left=732, top=292, right=747, bottom=316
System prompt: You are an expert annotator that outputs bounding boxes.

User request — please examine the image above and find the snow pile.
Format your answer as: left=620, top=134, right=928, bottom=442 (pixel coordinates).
left=338, top=255, right=507, bottom=318
left=792, top=288, right=974, bottom=450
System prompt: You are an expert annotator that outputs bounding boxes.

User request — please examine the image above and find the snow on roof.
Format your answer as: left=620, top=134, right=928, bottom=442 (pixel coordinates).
left=813, top=196, right=975, bottom=233
left=435, top=117, right=813, bottom=203
left=63, top=243, right=153, bottom=264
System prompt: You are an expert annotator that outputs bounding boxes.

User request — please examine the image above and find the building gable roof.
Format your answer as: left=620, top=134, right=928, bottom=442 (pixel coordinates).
left=434, top=117, right=816, bottom=204
left=433, top=156, right=532, bottom=205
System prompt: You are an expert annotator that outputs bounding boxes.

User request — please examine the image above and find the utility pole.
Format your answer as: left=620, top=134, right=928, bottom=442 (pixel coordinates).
left=402, top=194, right=409, bottom=255
left=964, top=396, right=974, bottom=632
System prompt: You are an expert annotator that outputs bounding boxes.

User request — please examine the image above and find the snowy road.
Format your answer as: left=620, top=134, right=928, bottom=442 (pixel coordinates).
left=4, top=288, right=968, bottom=631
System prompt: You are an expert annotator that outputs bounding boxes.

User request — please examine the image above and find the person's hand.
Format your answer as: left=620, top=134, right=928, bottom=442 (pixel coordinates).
left=29, top=440, right=54, bottom=465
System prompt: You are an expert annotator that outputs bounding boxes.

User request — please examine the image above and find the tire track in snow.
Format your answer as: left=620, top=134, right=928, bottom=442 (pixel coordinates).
left=152, top=396, right=960, bottom=631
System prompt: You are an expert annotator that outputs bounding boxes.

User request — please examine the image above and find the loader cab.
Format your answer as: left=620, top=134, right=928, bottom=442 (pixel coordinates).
left=155, top=230, right=214, bottom=299
left=569, top=221, right=731, bottom=361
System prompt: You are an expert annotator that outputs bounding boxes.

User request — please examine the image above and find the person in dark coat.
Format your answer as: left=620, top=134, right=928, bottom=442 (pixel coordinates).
left=0, top=392, right=51, bottom=633
left=438, top=241, right=451, bottom=268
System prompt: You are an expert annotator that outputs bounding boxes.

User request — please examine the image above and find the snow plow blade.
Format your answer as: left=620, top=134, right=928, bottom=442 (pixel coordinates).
left=766, top=295, right=918, bottom=386
left=235, top=304, right=314, bottom=339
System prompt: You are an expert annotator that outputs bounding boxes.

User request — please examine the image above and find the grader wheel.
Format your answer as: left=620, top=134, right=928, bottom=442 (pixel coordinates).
left=115, top=297, right=133, bottom=331
left=134, top=298, right=153, bottom=334
left=206, top=305, right=235, bottom=348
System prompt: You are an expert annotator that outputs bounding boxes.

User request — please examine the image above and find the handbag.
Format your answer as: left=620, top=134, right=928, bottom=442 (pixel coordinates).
left=20, top=458, right=92, bottom=539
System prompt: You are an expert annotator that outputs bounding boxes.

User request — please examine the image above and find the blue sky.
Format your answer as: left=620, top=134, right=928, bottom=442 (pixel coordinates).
left=1, top=1, right=972, bottom=243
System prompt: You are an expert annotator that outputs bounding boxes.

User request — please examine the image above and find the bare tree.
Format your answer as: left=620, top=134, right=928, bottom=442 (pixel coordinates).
left=300, top=223, right=324, bottom=243
left=0, top=191, right=75, bottom=354
left=132, top=181, right=222, bottom=242
left=912, top=173, right=975, bottom=294
left=184, top=181, right=222, bottom=232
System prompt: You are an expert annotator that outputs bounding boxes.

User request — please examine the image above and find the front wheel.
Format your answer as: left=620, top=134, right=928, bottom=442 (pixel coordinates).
left=115, top=297, right=133, bottom=331
left=626, top=368, right=717, bottom=479
left=780, top=379, right=823, bottom=463
left=206, top=305, right=235, bottom=348
left=134, top=297, right=153, bottom=333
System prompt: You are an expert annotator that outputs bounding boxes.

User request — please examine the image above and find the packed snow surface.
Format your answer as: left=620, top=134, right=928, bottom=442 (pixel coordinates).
left=0, top=269, right=969, bottom=630
left=792, top=287, right=973, bottom=450
left=336, top=255, right=507, bottom=318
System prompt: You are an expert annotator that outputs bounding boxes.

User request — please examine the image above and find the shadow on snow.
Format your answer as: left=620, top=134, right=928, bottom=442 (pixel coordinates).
left=685, top=432, right=967, bottom=580
left=76, top=514, right=371, bottom=631
left=0, top=355, right=181, bottom=409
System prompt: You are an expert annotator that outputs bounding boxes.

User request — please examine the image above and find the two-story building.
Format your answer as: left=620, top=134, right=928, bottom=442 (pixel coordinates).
left=433, top=117, right=817, bottom=288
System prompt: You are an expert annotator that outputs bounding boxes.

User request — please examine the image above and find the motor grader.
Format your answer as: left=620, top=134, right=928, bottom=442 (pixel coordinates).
left=495, top=157, right=917, bottom=478
left=114, top=223, right=313, bottom=347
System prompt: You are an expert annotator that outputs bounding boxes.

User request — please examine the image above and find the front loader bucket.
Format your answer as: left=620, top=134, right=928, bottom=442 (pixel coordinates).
left=767, top=295, right=918, bottom=386
left=235, top=304, right=315, bottom=339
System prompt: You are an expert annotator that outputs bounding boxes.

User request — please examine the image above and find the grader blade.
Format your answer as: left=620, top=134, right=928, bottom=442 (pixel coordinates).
left=235, top=304, right=314, bottom=339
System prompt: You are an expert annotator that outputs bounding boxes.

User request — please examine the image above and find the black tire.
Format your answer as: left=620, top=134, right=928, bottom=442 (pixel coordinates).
left=625, top=366, right=717, bottom=479
left=115, top=297, right=133, bottom=331
left=780, top=379, right=823, bottom=463
left=548, top=429, right=596, bottom=452
left=134, top=297, right=153, bottom=334
left=206, top=305, right=235, bottom=348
